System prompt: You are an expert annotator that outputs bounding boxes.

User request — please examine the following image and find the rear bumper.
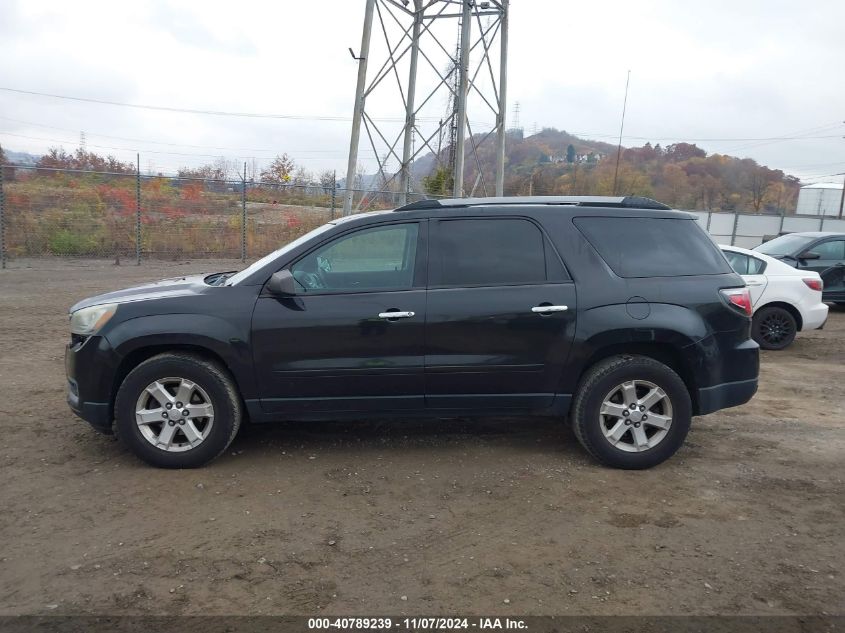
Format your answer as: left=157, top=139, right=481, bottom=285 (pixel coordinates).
left=801, top=302, right=829, bottom=331
left=696, top=377, right=758, bottom=415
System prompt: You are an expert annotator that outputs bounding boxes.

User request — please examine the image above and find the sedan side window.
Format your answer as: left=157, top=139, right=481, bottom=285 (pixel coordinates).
left=290, top=223, right=419, bottom=292
left=724, top=251, right=750, bottom=275
left=747, top=256, right=766, bottom=274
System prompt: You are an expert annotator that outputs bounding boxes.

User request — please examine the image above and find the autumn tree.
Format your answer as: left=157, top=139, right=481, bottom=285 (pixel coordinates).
left=260, top=153, right=297, bottom=184
left=0, top=143, right=12, bottom=181
left=36, top=147, right=134, bottom=173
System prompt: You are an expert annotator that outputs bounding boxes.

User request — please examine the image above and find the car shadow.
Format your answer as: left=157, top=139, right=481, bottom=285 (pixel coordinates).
left=229, top=415, right=576, bottom=456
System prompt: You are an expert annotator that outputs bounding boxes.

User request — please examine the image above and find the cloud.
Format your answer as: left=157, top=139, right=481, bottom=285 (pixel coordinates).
left=0, top=0, right=842, bottom=182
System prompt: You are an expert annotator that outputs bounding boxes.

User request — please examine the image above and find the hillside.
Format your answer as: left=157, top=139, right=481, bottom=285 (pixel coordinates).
left=414, top=128, right=801, bottom=214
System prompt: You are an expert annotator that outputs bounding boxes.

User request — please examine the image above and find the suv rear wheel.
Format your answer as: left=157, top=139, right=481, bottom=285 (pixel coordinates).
left=571, top=355, right=692, bottom=469
left=114, top=353, right=242, bottom=468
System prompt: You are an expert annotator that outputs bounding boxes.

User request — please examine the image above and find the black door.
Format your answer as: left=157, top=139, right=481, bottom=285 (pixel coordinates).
left=799, top=238, right=845, bottom=301
left=425, top=217, right=577, bottom=411
left=251, top=221, right=428, bottom=414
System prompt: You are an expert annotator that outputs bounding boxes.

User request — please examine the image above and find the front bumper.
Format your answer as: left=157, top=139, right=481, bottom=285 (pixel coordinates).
left=65, top=335, right=120, bottom=433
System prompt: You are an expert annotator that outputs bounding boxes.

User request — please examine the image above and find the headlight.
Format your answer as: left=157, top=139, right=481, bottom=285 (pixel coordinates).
left=70, top=303, right=118, bottom=336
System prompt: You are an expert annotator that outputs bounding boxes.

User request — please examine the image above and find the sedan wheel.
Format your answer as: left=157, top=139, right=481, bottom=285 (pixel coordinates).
left=752, top=306, right=796, bottom=350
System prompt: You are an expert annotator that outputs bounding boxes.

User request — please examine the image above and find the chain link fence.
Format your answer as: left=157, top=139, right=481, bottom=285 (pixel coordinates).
left=0, top=164, right=436, bottom=268
left=2, top=163, right=845, bottom=269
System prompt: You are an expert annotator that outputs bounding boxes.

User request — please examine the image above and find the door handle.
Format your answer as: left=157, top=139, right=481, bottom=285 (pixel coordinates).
left=378, top=310, right=415, bottom=320
left=745, top=280, right=763, bottom=286
left=531, top=305, right=568, bottom=314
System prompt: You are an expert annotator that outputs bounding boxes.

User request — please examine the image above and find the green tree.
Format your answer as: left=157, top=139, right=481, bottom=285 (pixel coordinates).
left=422, top=166, right=453, bottom=197
left=566, top=144, right=576, bottom=164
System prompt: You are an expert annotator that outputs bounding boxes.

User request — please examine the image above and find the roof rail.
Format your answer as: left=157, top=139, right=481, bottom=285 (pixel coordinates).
left=394, top=195, right=671, bottom=211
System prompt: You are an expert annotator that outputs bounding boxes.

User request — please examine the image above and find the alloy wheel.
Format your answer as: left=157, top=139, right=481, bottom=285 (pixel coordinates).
left=599, top=380, right=673, bottom=452
left=135, top=377, right=215, bottom=452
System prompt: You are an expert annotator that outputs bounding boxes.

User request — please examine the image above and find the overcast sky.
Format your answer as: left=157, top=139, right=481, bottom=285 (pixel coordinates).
left=1, top=0, right=843, bottom=183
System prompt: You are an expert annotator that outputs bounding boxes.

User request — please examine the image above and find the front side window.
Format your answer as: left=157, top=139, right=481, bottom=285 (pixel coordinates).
left=436, top=218, right=547, bottom=286
left=811, top=239, right=845, bottom=260
left=290, top=223, right=419, bottom=292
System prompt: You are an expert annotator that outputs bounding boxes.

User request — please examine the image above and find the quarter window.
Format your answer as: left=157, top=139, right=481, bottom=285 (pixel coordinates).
left=436, top=219, right=547, bottom=286
left=724, top=251, right=766, bottom=275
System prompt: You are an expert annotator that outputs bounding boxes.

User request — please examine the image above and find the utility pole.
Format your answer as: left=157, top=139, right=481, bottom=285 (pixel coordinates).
left=612, top=70, right=631, bottom=196
left=839, top=125, right=845, bottom=219
left=494, top=0, right=509, bottom=196
left=452, top=0, right=472, bottom=198
left=343, top=0, right=375, bottom=215
left=400, top=0, right=423, bottom=205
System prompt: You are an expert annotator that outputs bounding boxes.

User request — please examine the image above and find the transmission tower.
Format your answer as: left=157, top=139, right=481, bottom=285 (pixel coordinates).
left=343, top=0, right=509, bottom=214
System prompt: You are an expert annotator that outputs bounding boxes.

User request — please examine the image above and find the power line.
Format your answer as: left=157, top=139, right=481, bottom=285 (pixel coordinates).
left=0, top=116, right=366, bottom=154
left=4, top=86, right=837, bottom=145
left=0, top=86, right=444, bottom=123
left=0, top=131, right=371, bottom=161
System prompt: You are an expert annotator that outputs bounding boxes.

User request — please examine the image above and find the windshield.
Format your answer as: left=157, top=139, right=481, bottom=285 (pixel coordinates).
left=225, top=223, right=335, bottom=286
left=754, top=234, right=815, bottom=257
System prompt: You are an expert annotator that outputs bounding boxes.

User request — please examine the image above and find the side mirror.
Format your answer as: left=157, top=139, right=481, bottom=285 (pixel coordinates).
left=797, top=250, right=820, bottom=261
left=266, top=270, right=297, bottom=296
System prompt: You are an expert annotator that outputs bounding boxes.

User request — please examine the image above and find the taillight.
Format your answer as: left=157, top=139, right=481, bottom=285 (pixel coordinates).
left=803, top=278, right=823, bottom=292
left=720, top=287, right=753, bottom=316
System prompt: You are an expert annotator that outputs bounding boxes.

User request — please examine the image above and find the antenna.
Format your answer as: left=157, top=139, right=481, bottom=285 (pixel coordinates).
left=612, top=70, right=631, bottom=196
left=79, top=131, right=87, bottom=152
left=512, top=101, right=520, bottom=131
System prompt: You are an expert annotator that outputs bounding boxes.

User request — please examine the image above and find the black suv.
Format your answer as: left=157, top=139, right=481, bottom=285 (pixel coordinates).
left=66, top=196, right=759, bottom=469
left=754, top=231, right=845, bottom=304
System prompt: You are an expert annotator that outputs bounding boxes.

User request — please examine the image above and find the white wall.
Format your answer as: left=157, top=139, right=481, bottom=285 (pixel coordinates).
left=796, top=187, right=844, bottom=216
left=683, top=211, right=845, bottom=248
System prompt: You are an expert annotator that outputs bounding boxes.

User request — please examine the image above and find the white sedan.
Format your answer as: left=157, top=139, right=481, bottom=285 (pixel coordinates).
left=720, top=245, right=828, bottom=349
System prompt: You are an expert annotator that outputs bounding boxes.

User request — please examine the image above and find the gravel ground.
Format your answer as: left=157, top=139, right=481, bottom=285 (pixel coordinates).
left=0, top=259, right=843, bottom=616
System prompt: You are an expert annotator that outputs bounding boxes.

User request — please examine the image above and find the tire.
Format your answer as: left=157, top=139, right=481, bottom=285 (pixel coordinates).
left=571, top=355, right=692, bottom=470
left=114, top=353, right=242, bottom=468
left=752, top=306, right=797, bottom=350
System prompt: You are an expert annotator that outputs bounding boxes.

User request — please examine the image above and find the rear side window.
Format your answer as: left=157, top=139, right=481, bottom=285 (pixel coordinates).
left=436, top=218, right=548, bottom=286
left=575, top=217, right=732, bottom=278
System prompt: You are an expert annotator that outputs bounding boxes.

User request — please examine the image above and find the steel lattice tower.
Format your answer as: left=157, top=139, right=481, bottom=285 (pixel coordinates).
left=343, top=0, right=509, bottom=214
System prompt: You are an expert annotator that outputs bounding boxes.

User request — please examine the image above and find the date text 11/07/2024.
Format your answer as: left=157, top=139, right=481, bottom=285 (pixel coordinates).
left=307, top=618, right=528, bottom=630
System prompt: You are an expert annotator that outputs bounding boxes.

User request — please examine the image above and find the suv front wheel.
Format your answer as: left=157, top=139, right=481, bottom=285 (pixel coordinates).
left=114, top=353, right=243, bottom=468
left=571, top=355, right=692, bottom=469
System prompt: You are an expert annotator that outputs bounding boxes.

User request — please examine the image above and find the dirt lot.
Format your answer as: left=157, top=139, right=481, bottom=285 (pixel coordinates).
left=0, top=260, right=843, bottom=616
